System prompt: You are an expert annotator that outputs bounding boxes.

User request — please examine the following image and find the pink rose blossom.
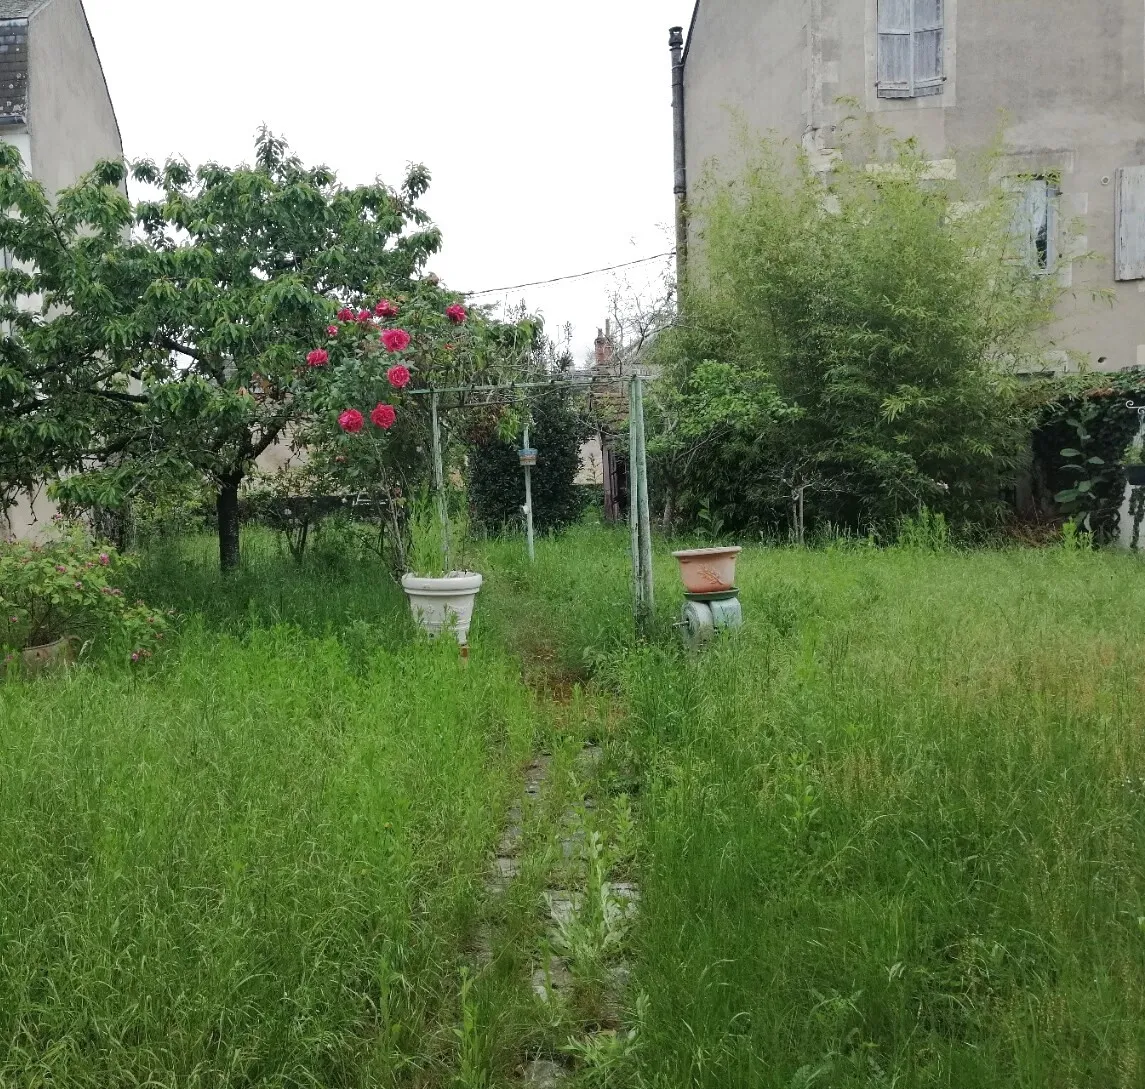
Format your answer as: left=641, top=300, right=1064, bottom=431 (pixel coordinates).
left=371, top=403, right=397, bottom=430
left=336, top=308, right=355, bottom=322
left=327, top=325, right=339, bottom=336
left=380, top=328, right=411, bottom=353
left=356, top=310, right=373, bottom=324
left=446, top=303, right=467, bottom=324
left=306, top=348, right=329, bottom=368
left=339, top=409, right=365, bottom=433
left=375, top=299, right=400, bottom=318
left=387, top=364, right=411, bottom=390
left=99, top=553, right=110, bottom=566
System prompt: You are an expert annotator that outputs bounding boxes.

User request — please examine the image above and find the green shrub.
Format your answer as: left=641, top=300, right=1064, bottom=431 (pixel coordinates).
left=467, top=391, right=589, bottom=534
left=1, top=527, right=170, bottom=664
left=649, top=133, right=1069, bottom=538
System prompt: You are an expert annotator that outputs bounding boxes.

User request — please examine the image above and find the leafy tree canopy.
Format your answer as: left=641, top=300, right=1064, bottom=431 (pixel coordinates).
left=0, top=130, right=532, bottom=568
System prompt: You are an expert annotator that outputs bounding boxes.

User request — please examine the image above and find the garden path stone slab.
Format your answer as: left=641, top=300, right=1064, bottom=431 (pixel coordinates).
left=520, top=1059, right=568, bottom=1086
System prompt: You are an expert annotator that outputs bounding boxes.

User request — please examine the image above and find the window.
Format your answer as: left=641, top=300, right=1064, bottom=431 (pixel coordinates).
left=1115, top=166, right=1145, bottom=281
left=878, top=0, right=945, bottom=99
left=1012, top=176, right=1060, bottom=274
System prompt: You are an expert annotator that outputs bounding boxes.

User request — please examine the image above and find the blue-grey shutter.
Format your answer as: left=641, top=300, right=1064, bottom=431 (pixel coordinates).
left=1115, top=166, right=1145, bottom=281
left=878, top=0, right=913, bottom=98
left=1011, top=179, right=1059, bottom=273
left=912, top=0, right=944, bottom=96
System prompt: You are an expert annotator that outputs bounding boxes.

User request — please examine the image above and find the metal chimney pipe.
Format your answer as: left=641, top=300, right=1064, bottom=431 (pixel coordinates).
left=669, top=25, right=688, bottom=288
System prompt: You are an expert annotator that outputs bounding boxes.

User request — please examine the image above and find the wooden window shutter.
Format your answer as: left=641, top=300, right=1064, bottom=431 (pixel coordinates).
left=1011, top=178, right=1060, bottom=274
left=912, top=0, right=945, bottom=97
left=1115, top=166, right=1145, bottom=281
left=878, top=0, right=944, bottom=99
left=878, top=0, right=913, bottom=97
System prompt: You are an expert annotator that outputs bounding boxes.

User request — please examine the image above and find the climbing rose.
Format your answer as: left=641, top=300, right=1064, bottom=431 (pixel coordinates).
left=387, top=364, right=411, bottom=389
left=381, top=328, right=411, bottom=353
left=375, top=299, right=399, bottom=318
left=356, top=309, right=373, bottom=324
left=338, top=409, right=364, bottom=433
left=327, top=325, right=339, bottom=336
left=371, top=403, right=397, bottom=430
left=336, top=307, right=355, bottom=322
left=446, top=303, right=467, bottom=324
left=306, top=348, right=329, bottom=367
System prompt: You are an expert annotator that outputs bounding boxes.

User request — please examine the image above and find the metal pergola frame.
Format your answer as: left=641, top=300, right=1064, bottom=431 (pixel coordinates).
left=401, top=372, right=655, bottom=629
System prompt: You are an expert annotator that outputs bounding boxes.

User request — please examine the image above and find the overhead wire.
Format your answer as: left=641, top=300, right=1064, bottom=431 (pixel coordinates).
left=462, top=252, right=676, bottom=298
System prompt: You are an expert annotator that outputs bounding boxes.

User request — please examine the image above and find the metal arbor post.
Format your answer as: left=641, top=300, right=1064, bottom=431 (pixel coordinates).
left=628, top=376, right=654, bottom=631
left=522, top=423, right=536, bottom=564
left=431, top=391, right=452, bottom=574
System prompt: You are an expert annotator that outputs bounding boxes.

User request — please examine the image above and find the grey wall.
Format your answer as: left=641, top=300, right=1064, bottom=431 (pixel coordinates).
left=27, top=0, right=121, bottom=194
left=681, top=0, right=1145, bottom=372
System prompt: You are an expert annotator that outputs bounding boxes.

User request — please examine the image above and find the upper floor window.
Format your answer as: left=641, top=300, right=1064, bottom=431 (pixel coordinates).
left=1010, top=176, right=1061, bottom=275
left=877, top=0, right=945, bottom=99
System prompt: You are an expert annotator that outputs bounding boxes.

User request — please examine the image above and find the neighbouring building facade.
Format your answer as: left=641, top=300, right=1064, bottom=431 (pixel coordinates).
left=0, top=0, right=122, bottom=540
left=672, top=0, right=1145, bottom=375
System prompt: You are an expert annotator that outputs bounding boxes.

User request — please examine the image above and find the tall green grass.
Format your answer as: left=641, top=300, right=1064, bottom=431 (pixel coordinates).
left=616, top=547, right=1145, bottom=1087
left=0, top=535, right=536, bottom=1086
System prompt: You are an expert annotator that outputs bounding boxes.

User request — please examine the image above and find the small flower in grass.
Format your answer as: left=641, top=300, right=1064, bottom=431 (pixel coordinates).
left=444, top=343, right=455, bottom=351
left=8, top=616, right=18, bottom=623
left=446, top=303, right=467, bottom=324
left=327, top=324, right=339, bottom=336
left=131, top=652, right=140, bottom=663
left=336, top=307, right=355, bottom=322
left=55, top=564, right=67, bottom=574
left=380, top=328, right=411, bottom=353
left=99, top=553, right=110, bottom=566
left=387, top=364, right=411, bottom=389
left=375, top=298, right=399, bottom=319
left=306, top=348, right=329, bottom=368
left=371, top=403, right=396, bottom=430
left=74, top=581, right=83, bottom=590
left=339, top=408, right=364, bottom=433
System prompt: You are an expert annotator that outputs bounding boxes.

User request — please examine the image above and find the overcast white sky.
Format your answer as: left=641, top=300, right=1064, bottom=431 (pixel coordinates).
left=83, top=0, right=696, bottom=364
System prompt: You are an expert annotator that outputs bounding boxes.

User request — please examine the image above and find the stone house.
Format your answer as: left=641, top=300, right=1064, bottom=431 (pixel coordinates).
left=0, top=0, right=122, bottom=541
left=671, top=0, right=1145, bottom=375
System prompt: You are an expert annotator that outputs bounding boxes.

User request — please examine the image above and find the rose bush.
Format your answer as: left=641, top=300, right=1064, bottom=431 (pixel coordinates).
left=299, top=290, right=539, bottom=573
left=1, top=527, right=171, bottom=667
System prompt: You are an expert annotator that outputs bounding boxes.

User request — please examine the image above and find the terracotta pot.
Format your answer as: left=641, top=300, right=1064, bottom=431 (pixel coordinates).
left=671, top=547, right=743, bottom=594
left=18, top=637, right=77, bottom=678
left=401, top=573, right=483, bottom=646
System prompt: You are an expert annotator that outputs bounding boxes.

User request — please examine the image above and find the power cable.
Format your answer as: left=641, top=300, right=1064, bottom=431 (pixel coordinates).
left=462, top=252, right=676, bottom=298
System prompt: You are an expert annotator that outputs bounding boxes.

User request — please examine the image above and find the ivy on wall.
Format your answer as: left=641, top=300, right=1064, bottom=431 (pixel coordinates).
left=1031, top=374, right=1145, bottom=542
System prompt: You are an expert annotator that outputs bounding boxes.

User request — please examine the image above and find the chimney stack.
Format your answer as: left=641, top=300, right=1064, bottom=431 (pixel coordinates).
left=594, top=325, right=615, bottom=367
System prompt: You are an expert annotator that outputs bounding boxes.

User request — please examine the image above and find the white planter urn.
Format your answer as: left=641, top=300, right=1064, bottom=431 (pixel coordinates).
left=401, top=573, right=484, bottom=646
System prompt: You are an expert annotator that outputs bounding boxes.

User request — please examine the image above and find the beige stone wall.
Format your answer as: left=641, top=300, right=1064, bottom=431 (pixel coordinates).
left=682, top=0, right=1145, bottom=373
left=1, top=486, right=59, bottom=542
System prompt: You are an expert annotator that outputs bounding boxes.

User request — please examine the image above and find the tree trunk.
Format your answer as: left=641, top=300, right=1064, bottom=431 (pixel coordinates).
left=216, top=476, right=242, bottom=573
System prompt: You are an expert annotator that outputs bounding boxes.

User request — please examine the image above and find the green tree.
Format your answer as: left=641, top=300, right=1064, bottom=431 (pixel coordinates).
left=0, top=130, right=456, bottom=570
left=650, top=136, right=1071, bottom=538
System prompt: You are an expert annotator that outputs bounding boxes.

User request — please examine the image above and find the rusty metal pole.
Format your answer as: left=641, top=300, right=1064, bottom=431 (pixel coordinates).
left=669, top=25, right=688, bottom=289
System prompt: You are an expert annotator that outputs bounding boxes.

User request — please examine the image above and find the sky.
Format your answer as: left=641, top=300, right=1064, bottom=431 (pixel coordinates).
left=82, top=0, right=697, bottom=365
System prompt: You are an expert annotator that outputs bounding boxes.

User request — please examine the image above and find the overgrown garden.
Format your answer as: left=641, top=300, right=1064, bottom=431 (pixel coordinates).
left=2, top=132, right=1145, bottom=1087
